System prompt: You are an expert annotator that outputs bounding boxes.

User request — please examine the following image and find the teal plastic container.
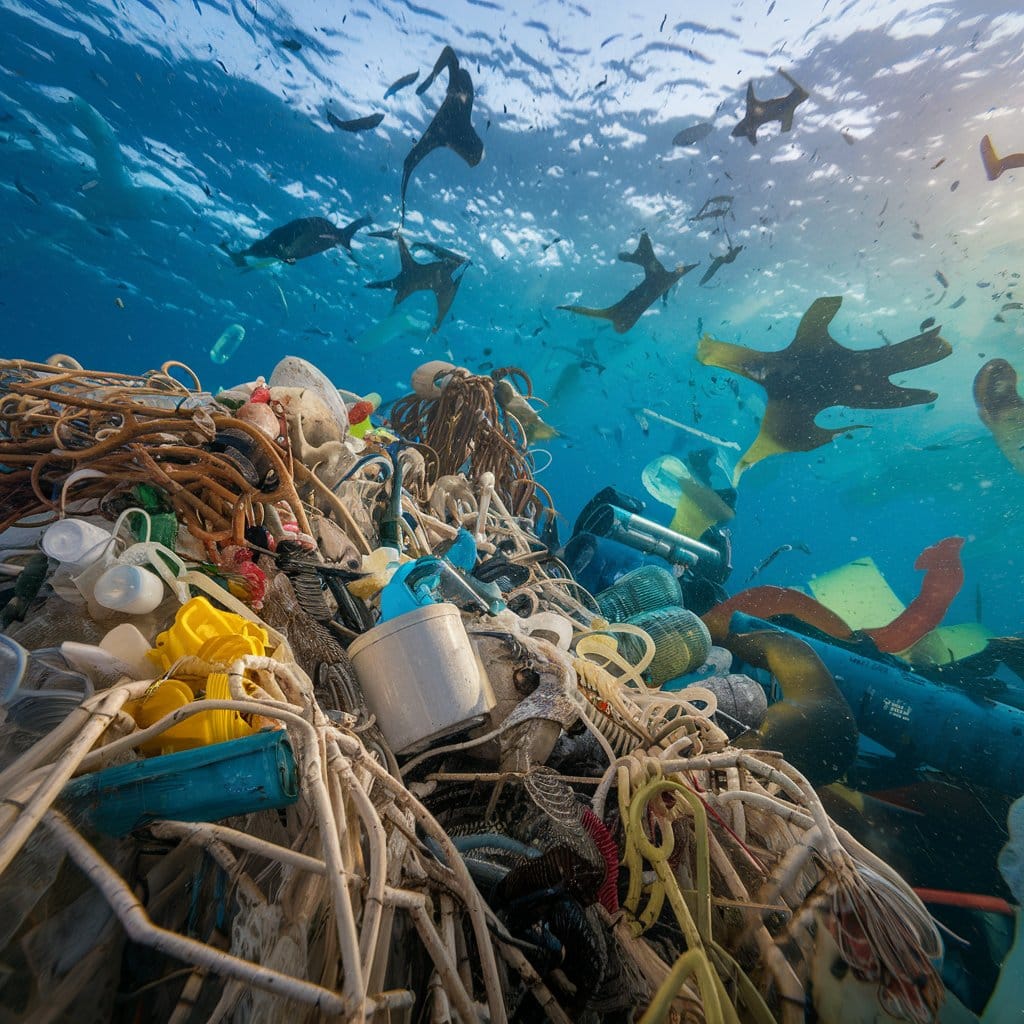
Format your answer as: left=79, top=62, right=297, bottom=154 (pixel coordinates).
left=62, top=729, right=298, bottom=835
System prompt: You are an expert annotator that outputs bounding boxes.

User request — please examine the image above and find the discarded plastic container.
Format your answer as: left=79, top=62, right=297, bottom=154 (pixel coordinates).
left=61, top=729, right=298, bottom=835
left=1, top=637, right=93, bottom=734
left=149, top=596, right=268, bottom=671
left=41, top=519, right=112, bottom=568
left=210, top=323, right=245, bottom=365
left=124, top=673, right=255, bottom=756
left=93, top=564, right=165, bottom=615
left=349, top=602, right=496, bottom=755
left=729, top=612, right=1024, bottom=797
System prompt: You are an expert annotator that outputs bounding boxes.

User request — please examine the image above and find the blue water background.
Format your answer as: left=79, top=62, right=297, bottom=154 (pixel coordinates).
left=1, top=0, right=1023, bottom=635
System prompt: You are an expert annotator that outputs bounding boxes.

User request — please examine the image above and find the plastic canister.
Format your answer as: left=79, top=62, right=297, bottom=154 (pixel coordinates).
left=348, top=602, right=496, bottom=755
left=93, top=564, right=165, bottom=615
left=41, top=519, right=111, bottom=567
left=61, top=729, right=298, bottom=835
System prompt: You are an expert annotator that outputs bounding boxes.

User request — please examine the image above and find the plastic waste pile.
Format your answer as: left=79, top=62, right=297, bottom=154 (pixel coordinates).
left=0, top=354, right=950, bottom=1023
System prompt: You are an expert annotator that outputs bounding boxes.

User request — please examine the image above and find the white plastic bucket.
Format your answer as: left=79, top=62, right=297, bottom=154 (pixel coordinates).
left=348, top=603, right=495, bottom=755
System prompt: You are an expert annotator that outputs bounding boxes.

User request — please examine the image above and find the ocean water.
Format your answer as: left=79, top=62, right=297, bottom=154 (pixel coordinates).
left=1, top=0, right=1023, bottom=1016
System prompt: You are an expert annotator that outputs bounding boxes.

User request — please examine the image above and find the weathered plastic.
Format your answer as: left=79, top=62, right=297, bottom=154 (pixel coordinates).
left=348, top=602, right=495, bottom=755
left=61, top=729, right=297, bottom=835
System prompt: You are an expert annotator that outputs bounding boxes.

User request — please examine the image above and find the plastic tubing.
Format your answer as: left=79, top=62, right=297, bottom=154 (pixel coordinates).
left=452, top=834, right=542, bottom=859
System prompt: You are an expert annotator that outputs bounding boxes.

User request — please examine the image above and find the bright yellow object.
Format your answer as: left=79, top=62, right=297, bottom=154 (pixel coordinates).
left=807, top=556, right=905, bottom=630
left=125, top=674, right=255, bottom=756
left=906, top=622, right=995, bottom=666
left=148, top=596, right=268, bottom=671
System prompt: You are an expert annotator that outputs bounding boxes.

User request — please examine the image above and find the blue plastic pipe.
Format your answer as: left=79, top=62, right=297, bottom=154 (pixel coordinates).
left=728, top=612, right=1024, bottom=796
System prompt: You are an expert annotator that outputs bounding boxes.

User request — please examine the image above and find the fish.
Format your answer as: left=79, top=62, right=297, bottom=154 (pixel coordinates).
left=220, top=214, right=373, bottom=267
left=935, top=270, right=949, bottom=289
left=326, top=111, right=384, bottom=133
left=1001, top=302, right=1023, bottom=312
left=401, top=46, right=483, bottom=222
left=279, top=38, right=302, bottom=52
left=672, top=121, right=714, bottom=147
left=980, top=134, right=1024, bottom=181
left=731, top=68, right=809, bottom=145
left=949, top=296, right=965, bottom=309
left=365, top=232, right=469, bottom=332
left=919, top=317, right=935, bottom=331
left=697, top=296, right=952, bottom=481
left=699, top=244, right=743, bottom=286
left=558, top=231, right=698, bottom=334
left=744, top=542, right=811, bottom=584
left=384, top=70, right=419, bottom=98
left=690, top=194, right=733, bottom=221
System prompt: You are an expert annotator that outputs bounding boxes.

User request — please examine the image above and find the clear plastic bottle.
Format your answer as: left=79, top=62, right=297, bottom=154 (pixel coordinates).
left=210, top=323, right=245, bottom=364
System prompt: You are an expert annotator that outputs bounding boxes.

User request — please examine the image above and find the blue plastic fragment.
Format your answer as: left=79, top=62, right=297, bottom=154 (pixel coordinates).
left=61, top=729, right=299, bottom=835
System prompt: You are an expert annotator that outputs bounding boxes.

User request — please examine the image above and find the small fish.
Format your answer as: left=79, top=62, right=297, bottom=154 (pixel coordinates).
left=326, top=111, right=384, bottom=132
left=114, top=297, right=125, bottom=309
left=919, top=317, right=935, bottom=331
left=384, top=70, right=419, bottom=98
left=279, top=38, right=302, bottom=51
left=672, top=121, right=714, bottom=147
left=950, top=295, right=966, bottom=309
left=594, top=75, right=608, bottom=89
left=659, top=14, right=667, bottom=31
left=931, top=157, right=946, bottom=169
left=767, top=1, right=776, bottom=12
left=950, top=180, right=959, bottom=192
left=1001, top=302, right=1023, bottom=312
left=744, top=542, right=811, bottom=584
left=303, top=326, right=332, bottom=337
left=215, top=59, right=228, bottom=74
left=935, top=270, right=949, bottom=289
left=541, top=236, right=562, bottom=252
left=14, top=179, right=39, bottom=204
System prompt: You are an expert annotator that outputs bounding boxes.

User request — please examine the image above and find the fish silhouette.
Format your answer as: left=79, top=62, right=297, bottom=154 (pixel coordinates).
left=326, top=111, right=384, bottom=133
left=698, top=296, right=952, bottom=480
left=221, top=215, right=372, bottom=267
left=365, top=233, right=469, bottom=332
left=557, top=231, right=698, bottom=333
left=731, top=68, right=809, bottom=145
left=401, top=46, right=484, bottom=222
left=699, top=243, right=744, bottom=286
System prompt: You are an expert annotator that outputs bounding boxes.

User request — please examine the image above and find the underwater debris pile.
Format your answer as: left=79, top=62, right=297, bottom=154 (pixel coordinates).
left=0, top=353, right=972, bottom=1024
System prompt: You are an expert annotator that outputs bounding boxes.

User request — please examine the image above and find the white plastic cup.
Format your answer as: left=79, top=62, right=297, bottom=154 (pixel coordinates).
left=42, top=519, right=112, bottom=567
left=92, top=564, right=165, bottom=615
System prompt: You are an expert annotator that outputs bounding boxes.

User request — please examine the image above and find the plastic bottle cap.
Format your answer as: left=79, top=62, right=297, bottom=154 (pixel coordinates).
left=42, top=519, right=112, bottom=567
left=93, top=564, right=165, bottom=615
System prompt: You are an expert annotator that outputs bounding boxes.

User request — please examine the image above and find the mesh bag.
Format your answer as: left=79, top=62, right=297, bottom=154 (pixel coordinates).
left=595, top=566, right=682, bottom=622
left=619, top=606, right=712, bottom=687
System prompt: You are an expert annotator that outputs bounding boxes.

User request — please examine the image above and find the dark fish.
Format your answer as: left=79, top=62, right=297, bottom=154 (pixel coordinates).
left=950, top=296, right=965, bottom=309
left=326, top=111, right=385, bottom=132
left=14, top=179, right=39, bottom=204
left=384, top=70, right=419, bottom=98
left=594, top=74, right=608, bottom=89
left=931, top=158, right=946, bottom=169
left=1001, top=302, right=1023, bottom=311
left=950, top=180, right=959, bottom=192
left=744, top=542, right=811, bottom=583
left=366, top=233, right=469, bottom=332
left=935, top=270, right=949, bottom=289
left=541, top=236, right=562, bottom=252
left=672, top=121, right=714, bottom=147
left=919, top=317, right=935, bottom=331
left=221, top=215, right=373, bottom=266
left=558, top=231, right=698, bottom=334
left=279, top=38, right=302, bottom=52
left=731, top=68, right=808, bottom=145
left=659, top=14, right=667, bottom=31
left=401, top=46, right=483, bottom=223
left=699, top=244, right=743, bottom=286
